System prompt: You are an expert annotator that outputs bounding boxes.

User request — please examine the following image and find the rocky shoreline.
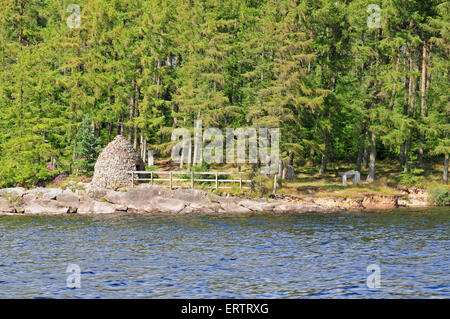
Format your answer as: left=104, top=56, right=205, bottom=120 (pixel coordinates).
left=0, top=184, right=430, bottom=216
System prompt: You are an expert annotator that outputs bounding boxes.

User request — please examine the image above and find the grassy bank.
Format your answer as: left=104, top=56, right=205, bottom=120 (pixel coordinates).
left=275, top=162, right=448, bottom=199
left=47, top=159, right=447, bottom=196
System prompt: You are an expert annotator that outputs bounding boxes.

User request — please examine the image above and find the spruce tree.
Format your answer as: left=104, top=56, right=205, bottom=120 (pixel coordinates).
left=74, top=116, right=101, bottom=173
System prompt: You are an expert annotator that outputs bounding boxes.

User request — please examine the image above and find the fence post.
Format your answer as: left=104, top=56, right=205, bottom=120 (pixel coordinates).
left=240, top=172, right=242, bottom=189
left=191, top=172, right=194, bottom=190
left=151, top=171, right=153, bottom=186
left=215, top=172, right=218, bottom=190
left=131, top=172, right=134, bottom=187
left=170, top=171, right=173, bottom=190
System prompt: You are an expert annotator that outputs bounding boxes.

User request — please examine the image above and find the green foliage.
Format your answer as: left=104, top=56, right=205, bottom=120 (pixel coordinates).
left=397, top=169, right=426, bottom=187
left=248, top=171, right=271, bottom=196
left=191, top=161, right=211, bottom=172
left=74, top=116, right=101, bottom=174
left=0, top=0, right=448, bottom=188
left=179, top=162, right=231, bottom=187
left=146, top=165, right=159, bottom=179
left=146, top=165, right=158, bottom=171
left=178, top=162, right=209, bottom=180
left=428, top=187, right=450, bottom=206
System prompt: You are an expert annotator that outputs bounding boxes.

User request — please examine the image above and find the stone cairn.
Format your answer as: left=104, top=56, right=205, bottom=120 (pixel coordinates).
left=91, top=135, right=145, bottom=190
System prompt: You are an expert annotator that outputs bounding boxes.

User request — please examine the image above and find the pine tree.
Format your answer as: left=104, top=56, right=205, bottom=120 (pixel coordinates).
left=0, top=0, right=448, bottom=186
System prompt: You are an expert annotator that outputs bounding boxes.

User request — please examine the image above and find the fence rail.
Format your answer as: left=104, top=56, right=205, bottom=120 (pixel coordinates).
left=129, top=171, right=252, bottom=190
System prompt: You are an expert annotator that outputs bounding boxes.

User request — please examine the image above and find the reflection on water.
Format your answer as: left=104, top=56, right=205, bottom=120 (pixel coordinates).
left=0, top=208, right=448, bottom=298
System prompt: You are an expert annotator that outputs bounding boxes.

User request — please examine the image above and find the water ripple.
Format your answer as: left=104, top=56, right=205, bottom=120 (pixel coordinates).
left=0, top=208, right=448, bottom=298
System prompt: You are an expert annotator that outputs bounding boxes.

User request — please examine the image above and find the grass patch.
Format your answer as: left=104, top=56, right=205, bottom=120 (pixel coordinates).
left=130, top=159, right=448, bottom=202
left=46, top=174, right=88, bottom=190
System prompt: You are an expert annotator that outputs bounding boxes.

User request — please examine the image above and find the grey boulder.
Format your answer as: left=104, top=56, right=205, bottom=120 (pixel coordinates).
left=77, top=200, right=117, bottom=214
left=24, top=199, right=69, bottom=215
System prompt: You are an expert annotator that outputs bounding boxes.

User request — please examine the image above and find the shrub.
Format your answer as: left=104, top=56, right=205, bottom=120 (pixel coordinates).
left=146, top=165, right=159, bottom=179
left=249, top=172, right=271, bottom=196
left=51, top=172, right=69, bottom=185
left=428, top=187, right=450, bottom=206
left=179, top=161, right=230, bottom=187
left=398, top=169, right=426, bottom=187
left=66, top=180, right=87, bottom=192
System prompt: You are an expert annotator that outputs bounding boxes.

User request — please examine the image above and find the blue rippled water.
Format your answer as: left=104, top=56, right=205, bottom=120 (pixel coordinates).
left=0, top=208, right=448, bottom=298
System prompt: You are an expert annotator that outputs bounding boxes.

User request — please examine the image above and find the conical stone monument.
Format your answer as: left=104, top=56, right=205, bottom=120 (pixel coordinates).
left=91, top=135, right=145, bottom=190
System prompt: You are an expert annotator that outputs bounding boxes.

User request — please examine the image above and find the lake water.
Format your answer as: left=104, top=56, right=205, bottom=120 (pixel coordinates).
left=0, top=208, right=448, bottom=298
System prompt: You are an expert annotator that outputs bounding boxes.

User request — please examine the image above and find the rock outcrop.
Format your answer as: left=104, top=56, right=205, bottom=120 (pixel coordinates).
left=23, top=188, right=63, bottom=201
left=0, top=184, right=432, bottom=216
left=56, top=190, right=80, bottom=213
left=0, top=198, right=14, bottom=214
left=273, top=194, right=365, bottom=210
left=23, top=199, right=69, bottom=215
left=77, top=200, right=116, bottom=214
left=397, top=186, right=428, bottom=207
left=362, top=194, right=400, bottom=210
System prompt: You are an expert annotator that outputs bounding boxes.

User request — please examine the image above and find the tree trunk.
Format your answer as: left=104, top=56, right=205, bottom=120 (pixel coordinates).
left=129, top=95, right=134, bottom=143
left=307, top=148, right=314, bottom=166
left=319, top=132, right=329, bottom=176
left=388, top=57, right=400, bottom=110
left=404, top=55, right=417, bottom=172
left=143, top=135, right=147, bottom=164
left=319, top=151, right=327, bottom=176
left=443, top=154, right=448, bottom=183
left=72, top=139, right=77, bottom=165
left=363, top=139, right=369, bottom=170
left=404, top=136, right=411, bottom=172
left=356, top=126, right=366, bottom=172
left=400, top=51, right=410, bottom=168
left=133, top=76, right=140, bottom=150
left=366, top=132, right=376, bottom=182
left=107, top=123, right=112, bottom=143
left=141, top=132, right=147, bottom=164
left=278, top=160, right=283, bottom=179
left=133, top=127, right=138, bottom=149
left=120, top=114, right=124, bottom=135
left=356, top=143, right=364, bottom=173
left=399, top=142, right=405, bottom=167
left=173, top=103, right=178, bottom=128
left=187, top=138, right=192, bottom=168
left=418, top=40, right=428, bottom=166
left=193, top=111, right=201, bottom=165
left=140, top=134, right=144, bottom=159
left=18, top=1, right=24, bottom=44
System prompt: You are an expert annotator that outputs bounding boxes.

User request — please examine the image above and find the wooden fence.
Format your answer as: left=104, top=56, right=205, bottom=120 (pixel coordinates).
left=129, top=171, right=252, bottom=190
